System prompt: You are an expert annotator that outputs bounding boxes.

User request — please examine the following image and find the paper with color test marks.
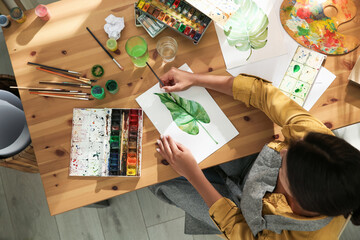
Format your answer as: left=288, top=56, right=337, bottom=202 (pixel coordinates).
left=70, top=109, right=111, bottom=176
left=279, top=46, right=326, bottom=106
left=136, top=64, right=239, bottom=164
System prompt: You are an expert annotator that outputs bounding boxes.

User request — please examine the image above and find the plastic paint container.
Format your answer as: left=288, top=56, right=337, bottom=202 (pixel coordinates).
left=106, top=38, right=117, bottom=52
left=0, top=15, right=11, bottom=28
left=91, top=85, right=105, bottom=99
left=91, top=65, right=104, bottom=78
left=10, top=7, right=26, bottom=24
left=105, top=80, right=119, bottom=94
left=35, top=5, right=51, bottom=21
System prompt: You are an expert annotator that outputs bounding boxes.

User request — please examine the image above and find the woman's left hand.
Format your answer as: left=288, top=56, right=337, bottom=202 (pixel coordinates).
left=156, top=135, right=201, bottom=180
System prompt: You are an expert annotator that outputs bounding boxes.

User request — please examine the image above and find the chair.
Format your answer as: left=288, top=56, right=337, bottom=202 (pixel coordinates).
left=0, top=90, right=37, bottom=173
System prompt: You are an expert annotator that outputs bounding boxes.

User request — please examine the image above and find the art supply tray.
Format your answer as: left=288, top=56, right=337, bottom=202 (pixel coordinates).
left=69, top=108, right=143, bottom=177
left=136, top=0, right=212, bottom=44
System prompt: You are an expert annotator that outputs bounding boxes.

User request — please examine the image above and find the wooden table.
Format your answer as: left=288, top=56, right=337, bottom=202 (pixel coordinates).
left=3, top=0, right=360, bottom=216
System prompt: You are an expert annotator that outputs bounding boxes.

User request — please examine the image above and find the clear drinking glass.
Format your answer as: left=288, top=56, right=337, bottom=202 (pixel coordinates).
left=125, top=36, right=149, bottom=68
left=156, top=36, right=178, bottom=63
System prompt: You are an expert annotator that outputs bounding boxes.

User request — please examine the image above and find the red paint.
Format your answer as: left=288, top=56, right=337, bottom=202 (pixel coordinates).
left=296, top=7, right=311, bottom=19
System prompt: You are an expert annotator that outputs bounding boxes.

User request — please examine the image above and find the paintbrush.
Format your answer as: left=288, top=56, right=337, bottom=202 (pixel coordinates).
left=30, top=92, right=89, bottom=98
left=10, top=86, right=82, bottom=92
left=27, top=62, right=82, bottom=76
left=86, top=27, right=124, bottom=71
left=31, top=93, right=93, bottom=100
left=36, top=67, right=93, bottom=85
left=39, top=81, right=92, bottom=88
left=29, top=91, right=89, bottom=95
left=145, top=62, right=177, bottom=102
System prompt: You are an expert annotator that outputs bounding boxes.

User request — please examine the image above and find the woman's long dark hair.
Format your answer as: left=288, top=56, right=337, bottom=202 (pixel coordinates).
left=287, top=132, right=360, bottom=225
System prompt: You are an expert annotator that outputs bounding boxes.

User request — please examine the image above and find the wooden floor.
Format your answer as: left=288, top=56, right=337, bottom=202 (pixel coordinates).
left=0, top=0, right=359, bottom=239
left=0, top=125, right=359, bottom=239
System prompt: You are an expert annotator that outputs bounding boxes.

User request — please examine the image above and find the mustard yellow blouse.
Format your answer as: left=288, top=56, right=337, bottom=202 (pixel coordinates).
left=209, top=74, right=346, bottom=240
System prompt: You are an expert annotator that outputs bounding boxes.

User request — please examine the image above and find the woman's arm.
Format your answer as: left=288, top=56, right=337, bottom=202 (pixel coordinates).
left=160, top=67, right=234, bottom=96
left=156, top=135, right=222, bottom=207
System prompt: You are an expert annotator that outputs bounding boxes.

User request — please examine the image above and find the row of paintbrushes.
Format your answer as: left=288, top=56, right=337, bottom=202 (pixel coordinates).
left=13, top=62, right=96, bottom=100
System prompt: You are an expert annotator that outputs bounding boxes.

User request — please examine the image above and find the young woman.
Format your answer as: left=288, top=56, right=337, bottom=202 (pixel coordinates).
left=151, top=68, right=360, bottom=239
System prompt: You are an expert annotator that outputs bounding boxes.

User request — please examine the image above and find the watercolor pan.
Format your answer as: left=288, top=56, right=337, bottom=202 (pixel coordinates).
left=69, top=108, right=143, bottom=177
left=278, top=46, right=326, bottom=107
left=136, top=0, right=212, bottom=44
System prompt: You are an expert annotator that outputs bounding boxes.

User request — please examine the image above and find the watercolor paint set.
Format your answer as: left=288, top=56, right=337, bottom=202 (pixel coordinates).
left=135, top=3, right=167, bottom=38
left=279, top=46, right=326, bottom=106
left=136, top=0, right=212, bottom=44
left=69, top=108, right=143, bottom=177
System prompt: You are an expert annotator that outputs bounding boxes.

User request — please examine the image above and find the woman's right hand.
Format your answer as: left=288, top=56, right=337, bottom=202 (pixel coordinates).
left=160, top=67, right=197, bottom=93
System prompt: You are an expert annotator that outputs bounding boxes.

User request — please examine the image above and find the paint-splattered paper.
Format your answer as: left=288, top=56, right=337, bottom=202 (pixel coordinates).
left=70, top=109, right=111, bottom=176
left=279, top=46, right=326, bottom=106
left=136, top=64, right=239, bottom=164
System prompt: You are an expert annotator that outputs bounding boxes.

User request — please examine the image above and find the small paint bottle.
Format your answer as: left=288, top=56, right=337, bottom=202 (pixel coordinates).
left=106, top=38, right=118, bottom=52
left=91, top=65, right=104, bottom=78
left=10, top=7, right=26, bottom=24
left=35, top=4, right=51, bottom=21
left=91, top=85, right=105, bottom=100
left=105, top=80, right=119, bottom=94
left=0, top=15, right=11, bottom=28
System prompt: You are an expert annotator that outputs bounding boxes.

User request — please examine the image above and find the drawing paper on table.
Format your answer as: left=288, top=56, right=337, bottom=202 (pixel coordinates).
left=136, top=64, right=239, bottom=163
left=215, top=0, right=287, bottom=68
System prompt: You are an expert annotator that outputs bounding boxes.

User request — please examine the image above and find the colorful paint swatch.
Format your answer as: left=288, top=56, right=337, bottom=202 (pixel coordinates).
left=278, top=46, right=326, bottom=107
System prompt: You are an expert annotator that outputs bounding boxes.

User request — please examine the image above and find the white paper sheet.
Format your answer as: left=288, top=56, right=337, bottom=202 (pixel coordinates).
left=303, top=68, right=336, bottom=111
left=136, top=64, right=239, bottom=164
left=215, top=0, right=288, bottom=69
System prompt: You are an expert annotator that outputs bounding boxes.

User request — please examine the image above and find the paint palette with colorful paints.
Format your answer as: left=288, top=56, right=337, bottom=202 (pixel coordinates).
left=70, top=108, right=143, bottom=177
left=279, top=46, right=326, bottom=106
left=136, top=0, right=212, bottom=44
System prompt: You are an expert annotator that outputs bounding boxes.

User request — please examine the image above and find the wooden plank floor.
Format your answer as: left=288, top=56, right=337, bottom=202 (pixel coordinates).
left=0, top=1, right=359, bottom=239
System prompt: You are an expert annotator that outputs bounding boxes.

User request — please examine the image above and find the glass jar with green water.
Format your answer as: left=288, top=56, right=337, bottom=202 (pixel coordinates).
left=125, top=36, right=149, bottom=68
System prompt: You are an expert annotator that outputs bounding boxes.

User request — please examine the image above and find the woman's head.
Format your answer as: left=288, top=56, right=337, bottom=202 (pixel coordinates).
left=286, top=132, right=360, bottom=225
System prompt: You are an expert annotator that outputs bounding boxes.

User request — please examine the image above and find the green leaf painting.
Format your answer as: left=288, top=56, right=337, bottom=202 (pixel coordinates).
left=154, top=93, right=218, bottom=144
left=224, top=0, right=269, bottom=60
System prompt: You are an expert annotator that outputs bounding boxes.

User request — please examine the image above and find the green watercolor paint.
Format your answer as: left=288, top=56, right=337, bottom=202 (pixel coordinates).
left=295, top=88, right=300, bottom=93
left=293, top=64, right=300, bottom=72
left=297, top=26, right=310, bottom=36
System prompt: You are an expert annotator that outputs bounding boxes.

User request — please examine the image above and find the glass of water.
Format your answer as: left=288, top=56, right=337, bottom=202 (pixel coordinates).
left=156, top=36, right=178, bottom=63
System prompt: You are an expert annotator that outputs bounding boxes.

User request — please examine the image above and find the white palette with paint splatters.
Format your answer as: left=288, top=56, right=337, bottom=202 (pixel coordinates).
left=70, top=108, right=143, bottom=177
left=279, top=46, right=326, bottom=106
